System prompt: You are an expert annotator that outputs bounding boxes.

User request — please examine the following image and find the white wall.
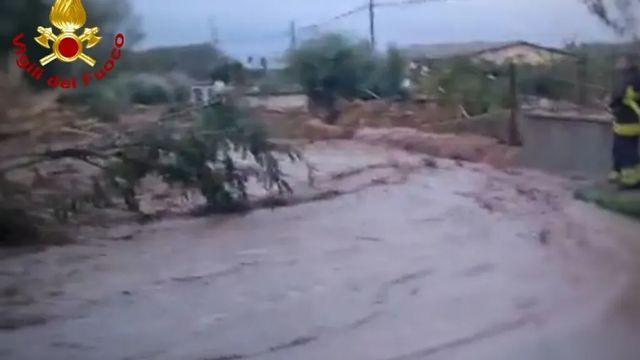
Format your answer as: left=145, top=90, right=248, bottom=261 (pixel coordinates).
left=243, top=94, right=308, bottom=110
left=475, top=45, right=568, bottom=66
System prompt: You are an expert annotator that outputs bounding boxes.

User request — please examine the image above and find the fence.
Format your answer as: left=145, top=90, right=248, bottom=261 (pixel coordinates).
left=513, top=57, right=614, bottom=111
left=414, top=55, right=618, bottom=146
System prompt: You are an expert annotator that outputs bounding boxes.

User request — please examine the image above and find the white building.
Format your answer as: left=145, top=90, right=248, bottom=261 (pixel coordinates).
left=190, top=80, right=227, bottom=106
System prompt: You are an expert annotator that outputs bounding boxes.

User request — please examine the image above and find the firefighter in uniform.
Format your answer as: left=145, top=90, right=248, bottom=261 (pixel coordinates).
left=609, top=58, right=640, bottom=189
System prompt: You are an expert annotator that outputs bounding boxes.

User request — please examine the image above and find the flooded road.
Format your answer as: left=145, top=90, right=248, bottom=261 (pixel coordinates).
left=1, top=141, right=639, bottom=360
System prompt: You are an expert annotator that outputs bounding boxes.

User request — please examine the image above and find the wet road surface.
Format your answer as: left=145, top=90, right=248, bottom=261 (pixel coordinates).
left=1, top=141, right=639, bottom=360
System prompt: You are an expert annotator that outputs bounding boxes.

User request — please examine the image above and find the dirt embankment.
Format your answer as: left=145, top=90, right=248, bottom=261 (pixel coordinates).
left=254, top=99, right=516, bottom=167
left=354, top=127, right=519, bottom=168
left=253, top=99, right=459, bottom=138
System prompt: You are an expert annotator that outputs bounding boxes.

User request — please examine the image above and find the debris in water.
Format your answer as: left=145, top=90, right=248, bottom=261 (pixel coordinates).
left=538, top=229, right=551, bottom=245
left=269, top=336, right=318, bottom=352
left=422, top=157, right=438, bottom=168
left=357, top=236, right=383, bottom=242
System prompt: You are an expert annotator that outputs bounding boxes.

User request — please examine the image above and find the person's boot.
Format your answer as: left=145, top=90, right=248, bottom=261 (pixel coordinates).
left=608, top=171, right=620, bottom=183
left=618, top=168, right=640, bottom=190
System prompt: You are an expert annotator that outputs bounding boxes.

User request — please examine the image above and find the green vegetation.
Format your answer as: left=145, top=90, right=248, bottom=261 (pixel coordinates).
left=101, top=100, right=296, bottom=213
left=420, top=59, right=510, bottom=115
left=575, top=183, right=640, bottom=218
left=123, top=43, right=225, bottom=81
left=0, top=99, right=298, bottom=246
left=0, top=0, right=300, bottom=246
left=516, top=60, right=578, bottom=100
left=59, top=72, right=193, bottom=121
left=378, top=46, right=409, bottom=98
left=286, top=33, right=408, bottom=123
left=418, top=51, right=618, bottom=114
left=285, top=32, right=618, bottom=120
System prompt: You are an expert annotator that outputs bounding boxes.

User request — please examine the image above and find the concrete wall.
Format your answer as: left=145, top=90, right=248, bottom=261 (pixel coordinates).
left=243, top=94, right=307, bottom=110
left=519, top=111, right=621, bottom=177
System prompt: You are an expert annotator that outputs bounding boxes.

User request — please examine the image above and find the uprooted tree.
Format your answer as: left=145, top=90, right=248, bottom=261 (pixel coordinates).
left=0, top=98, right=298, bottom=247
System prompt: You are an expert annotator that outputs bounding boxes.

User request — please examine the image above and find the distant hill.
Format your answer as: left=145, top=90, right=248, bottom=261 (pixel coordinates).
left=123, top=43, right=226, bottom=81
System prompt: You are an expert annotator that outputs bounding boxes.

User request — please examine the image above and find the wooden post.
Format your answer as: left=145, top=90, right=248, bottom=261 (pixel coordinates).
left=369, top=0, right=376, bottom=49
left=577, top=56, right=587, bottom=108
left=508, top=62, right=521, bottom=146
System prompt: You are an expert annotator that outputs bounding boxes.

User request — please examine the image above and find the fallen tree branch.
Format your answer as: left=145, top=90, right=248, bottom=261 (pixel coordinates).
left=1, top=148, right=111, bottom=173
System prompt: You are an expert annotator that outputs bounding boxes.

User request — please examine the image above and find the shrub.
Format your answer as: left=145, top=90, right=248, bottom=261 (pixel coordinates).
left=166, top=72, right=193, bottom=103
left=376, top=46, right=408, bottom=98
left=99, top=99, right=297, bottom=213
left=87, top=84, right=129, bottom=121
left=1, top=98, right=298, bottom=247
left=425, top=59, right=509, bottom=115
left=286, top=34, right=378, bottom=123
left=122, top=73, right=174, bottom=105
left=515, top=62, right=576, bottom=101
left=58, top=80, right=129, bottom=121
left=58, top=72, right=194, bottom=121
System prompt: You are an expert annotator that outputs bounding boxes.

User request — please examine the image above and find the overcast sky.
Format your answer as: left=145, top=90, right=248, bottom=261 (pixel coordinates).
left=132, top=0, right=617, bottom=59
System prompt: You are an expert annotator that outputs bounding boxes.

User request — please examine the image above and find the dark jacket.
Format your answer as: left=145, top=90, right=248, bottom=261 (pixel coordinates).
left=610, top=70, right=640, bottom=125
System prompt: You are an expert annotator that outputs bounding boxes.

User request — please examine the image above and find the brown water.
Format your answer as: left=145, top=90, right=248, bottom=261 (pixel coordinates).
left=1, top=141, right=639, bottom=360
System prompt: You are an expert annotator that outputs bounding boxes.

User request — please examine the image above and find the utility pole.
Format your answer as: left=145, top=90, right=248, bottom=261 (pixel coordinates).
left=289, top=20, right=297, bottom=50
left=577, top=55, right=588, bottom=108
left=208, top=17, right=219, bottom=48
left=369, top=0, right=376, bottom=49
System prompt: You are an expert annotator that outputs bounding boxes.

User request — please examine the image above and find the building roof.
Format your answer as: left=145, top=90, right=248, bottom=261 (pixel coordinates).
left=406, top=41, right=575, bottom=60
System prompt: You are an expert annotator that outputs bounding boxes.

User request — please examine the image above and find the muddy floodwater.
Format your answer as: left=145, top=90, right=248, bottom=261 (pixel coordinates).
left=1, top=141, right=640, bottom=360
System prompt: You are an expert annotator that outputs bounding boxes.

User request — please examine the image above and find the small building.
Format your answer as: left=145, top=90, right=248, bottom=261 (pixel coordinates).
left=407, top=41, right=576, bottom=67
left=189, top=81, right=307, bottom=109
left=190, top=81, right=227, bottom=106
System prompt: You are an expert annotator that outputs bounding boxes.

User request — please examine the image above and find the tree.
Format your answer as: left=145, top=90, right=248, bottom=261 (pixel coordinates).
left=286, top=33, right=378, bottom=123
left=100, top=100, right=295, bottom=213
left=424, top=59, right=509, bottom=115
left=582, top=0, right=640, bottom=36
left=287, top=34, right=411, bottom=122
left=379, top=46, right=408, bottom=97
left=0, top=98, right=298, bottom=245
left=211, top=61, right=247, bottom=85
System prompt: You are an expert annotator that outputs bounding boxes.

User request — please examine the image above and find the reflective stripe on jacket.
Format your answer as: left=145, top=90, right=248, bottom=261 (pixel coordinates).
left=613, top=85, right=640, bottom=136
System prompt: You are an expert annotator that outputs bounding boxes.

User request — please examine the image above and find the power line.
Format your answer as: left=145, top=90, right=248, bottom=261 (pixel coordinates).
left=290, top=20, right=297, bottom=50
left=295, top=0, right=452, bottom=46
left=376, top=0, right=457, bottom=8
left=297, top=3, right=370, bottom=32
left=216, top=0, right=458, bottom=47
